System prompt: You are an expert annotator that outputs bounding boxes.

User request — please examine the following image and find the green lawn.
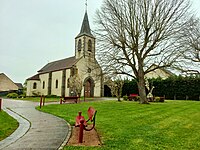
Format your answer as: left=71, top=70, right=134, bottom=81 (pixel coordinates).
left=0, top=111, right=19, bottom=141
left=15, top=96, right=94, bottom=103
left=38, top=100, right=200, bottom=150
left=16, top=97, right=60, bottom=102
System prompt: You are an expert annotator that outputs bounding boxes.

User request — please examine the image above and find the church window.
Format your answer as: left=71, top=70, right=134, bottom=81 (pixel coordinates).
left=78, top=39, right=82, bottom=51
left=55, top=80, right=58, bottom=89
left=33, top=82, right=37, bottom=89
left=88, top=39, right=92, bottom=51
left=43, top=81, right=45, bottom=89
left=67, top=78, right=70, bottom=88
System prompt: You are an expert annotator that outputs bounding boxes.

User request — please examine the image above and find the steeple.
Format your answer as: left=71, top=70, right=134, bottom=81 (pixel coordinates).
left=76, top=12, right=94, bottom=38
left=75, top=2, right=96, bottom=60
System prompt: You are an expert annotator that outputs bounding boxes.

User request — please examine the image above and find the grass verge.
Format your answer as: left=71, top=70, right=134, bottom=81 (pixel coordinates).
left=10, top=96, right=96, bottom=103
left=38, top=100, right=200, bottom=150
left=0, top=110, right=19, bottom=141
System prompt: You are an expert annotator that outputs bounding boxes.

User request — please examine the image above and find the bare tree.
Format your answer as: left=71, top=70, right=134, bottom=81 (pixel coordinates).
left=105, top=75, right=124, bottom=101
left=69, top=74, right=83, bottom=98
left=175, top=17, right=200, bottom=74
left=95, top=0, right=191, bottom=103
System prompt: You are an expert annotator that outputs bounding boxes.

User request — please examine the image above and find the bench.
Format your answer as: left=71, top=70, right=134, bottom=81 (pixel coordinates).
left=128, top=94, right=138, bottom=101
left=75, top=107, right=97, bottom=143
left=60, top=96, right=79, bottom=104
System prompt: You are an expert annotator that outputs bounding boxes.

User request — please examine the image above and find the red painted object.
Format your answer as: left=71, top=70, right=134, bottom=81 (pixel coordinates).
left=87, top=107, right=96, bottom=121
left=60, top=97, right=62, bottom=104
left=79, top=119, right=84, bottom=143
left=43, top=96, right=45, bottom=106
left=60, top=96, right=78, bottom=104
left=128, top=93, right=138, bottom=101
left=0, top=98, right=2, bottom=111
left=75, top=107, right=97, bottom=143
left=40, top=96, right=42, bottom=108
left=75, top=111, right=87, bottom=127
left=130, top=94, right=138, bottom=97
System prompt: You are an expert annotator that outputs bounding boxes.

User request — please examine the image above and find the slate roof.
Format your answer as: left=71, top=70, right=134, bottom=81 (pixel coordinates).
left=76, top=12, right=94, bottom=38
left=15, top=83, right=23, bottom=89
left=27, top=74, right=40, bottom=81
left=38, top=56, right=78, bottom=74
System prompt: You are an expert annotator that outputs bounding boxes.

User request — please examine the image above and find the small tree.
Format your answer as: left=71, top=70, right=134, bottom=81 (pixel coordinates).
left=105, top=76, right=124, bottom=101
left=68, top=74, right=83, bottom=98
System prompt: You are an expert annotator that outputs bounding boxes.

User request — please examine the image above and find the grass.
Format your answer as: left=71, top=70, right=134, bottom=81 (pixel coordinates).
left=38, top=100, right=200, bottom=150
left=0, top=110, right=19, bottom=141
left=13, top=96, right=59, bottom=102
left=11, top=96, right=95, bottom=103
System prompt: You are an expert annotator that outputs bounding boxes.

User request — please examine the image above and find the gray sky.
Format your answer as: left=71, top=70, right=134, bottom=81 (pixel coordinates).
left=0, top=0, right=200, bottom=84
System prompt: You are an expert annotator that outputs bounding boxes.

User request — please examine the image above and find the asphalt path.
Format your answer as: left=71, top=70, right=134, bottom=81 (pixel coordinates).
left=0, top=99, right=70, bottom=150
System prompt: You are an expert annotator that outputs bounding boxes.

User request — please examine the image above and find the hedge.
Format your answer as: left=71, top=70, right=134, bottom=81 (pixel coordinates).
left=121, top=76, right=200, bottom=101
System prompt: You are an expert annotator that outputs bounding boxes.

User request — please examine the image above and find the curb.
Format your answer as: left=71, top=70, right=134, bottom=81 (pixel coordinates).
left=58, top=121, right=72, bottom=150
left=0, top=108, right=31, bottom=150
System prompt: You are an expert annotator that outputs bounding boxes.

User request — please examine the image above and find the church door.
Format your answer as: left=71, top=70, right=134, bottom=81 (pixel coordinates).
left=85, top=80, right=91, bottom=97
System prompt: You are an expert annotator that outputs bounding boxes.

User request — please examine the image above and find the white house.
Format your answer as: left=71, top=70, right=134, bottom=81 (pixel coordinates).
left=145, top=64, right=174, bottom=79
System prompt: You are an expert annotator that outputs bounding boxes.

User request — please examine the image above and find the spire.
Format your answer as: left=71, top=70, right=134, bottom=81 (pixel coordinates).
left=76, top=11, right=94, bottom=38
left=85, top=0, right=88, bottom=12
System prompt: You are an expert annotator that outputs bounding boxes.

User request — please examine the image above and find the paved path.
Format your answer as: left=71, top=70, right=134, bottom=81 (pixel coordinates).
left=0, top=99, right=70, bottom=150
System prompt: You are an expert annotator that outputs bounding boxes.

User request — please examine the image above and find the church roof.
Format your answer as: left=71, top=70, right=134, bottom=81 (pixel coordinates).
left=38, top=56, right=78, bottom=74
left=76, top=12, right=94, bottom=38
left=27, top=74, right=40, bottom=81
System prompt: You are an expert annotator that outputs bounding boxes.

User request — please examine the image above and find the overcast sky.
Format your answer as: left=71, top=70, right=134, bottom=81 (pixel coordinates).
left=0, top=0, right=200, bottom=84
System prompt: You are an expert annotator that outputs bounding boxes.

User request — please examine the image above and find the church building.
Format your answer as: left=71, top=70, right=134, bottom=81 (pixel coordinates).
left=26, top=11, right=103, bottom=97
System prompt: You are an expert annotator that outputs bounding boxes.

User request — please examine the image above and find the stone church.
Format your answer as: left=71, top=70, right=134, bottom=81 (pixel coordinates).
left=26, top=11, right=103, bottom=97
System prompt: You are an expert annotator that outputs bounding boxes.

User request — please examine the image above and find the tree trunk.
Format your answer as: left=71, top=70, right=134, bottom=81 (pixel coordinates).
left=137, top=65, right=148, bottom=104
left=117, top=96, right=121, bottom=101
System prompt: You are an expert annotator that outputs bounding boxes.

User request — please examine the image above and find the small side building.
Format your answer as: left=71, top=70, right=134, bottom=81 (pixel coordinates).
left=0, top=73, right=19, bottom=95
left=145, top=64, right=174, bottom=79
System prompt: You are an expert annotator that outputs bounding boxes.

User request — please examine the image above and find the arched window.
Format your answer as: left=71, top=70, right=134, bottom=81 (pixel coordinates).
left=55, top=80, right=58, bottom=89
left=33, top=82, right=37, bottom=89
left=78, top=39, right=82, bottom=51
left=67, top=78, right=70, bottom=88
left=43, top=81, right=45, bottom=89
left=88, top=39, right=92, bottom=51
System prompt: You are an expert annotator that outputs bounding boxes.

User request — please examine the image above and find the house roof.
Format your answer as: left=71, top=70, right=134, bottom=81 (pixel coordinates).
left=27, top=74, right=40, bottom=81
left=38, top=56, right=78, bottom=74
left=0, top=73, right=19, bottom=91
left=76, top=12, right=94, bottom=38
left=148, top=64, right=174, bottom=76
left=15, top=83, right=23, bottom=89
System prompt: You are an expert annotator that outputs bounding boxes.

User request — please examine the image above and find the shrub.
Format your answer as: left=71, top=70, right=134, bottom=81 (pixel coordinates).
left=135, top=96, right=140, bottom=101
left=154, top=97, right=160, bottom=102
left=154, top=96, right=165, bottom=102
left=18, top=94, right=26, bottom=98
left=123, top=95, right=128, bottom=101
left=160, top=97, right=165, bottom=102
left=7, top=93, right=18, bottom=98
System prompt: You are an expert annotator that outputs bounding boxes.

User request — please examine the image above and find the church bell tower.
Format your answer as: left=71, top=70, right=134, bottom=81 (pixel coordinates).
left=75, top=11, right=95, bottom=60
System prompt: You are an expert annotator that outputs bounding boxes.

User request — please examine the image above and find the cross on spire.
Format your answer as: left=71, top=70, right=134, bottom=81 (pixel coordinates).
left=85, top=0, right=88, bottom=12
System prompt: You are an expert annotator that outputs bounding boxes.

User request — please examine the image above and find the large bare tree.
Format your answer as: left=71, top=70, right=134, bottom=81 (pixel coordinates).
left=95, top=0, right=191, bottom=103
left=175, top=17, right=200, bottom=74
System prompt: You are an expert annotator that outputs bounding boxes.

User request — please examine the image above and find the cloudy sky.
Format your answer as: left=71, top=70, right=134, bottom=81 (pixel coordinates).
left=0, top=0, right=200, bottom=84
